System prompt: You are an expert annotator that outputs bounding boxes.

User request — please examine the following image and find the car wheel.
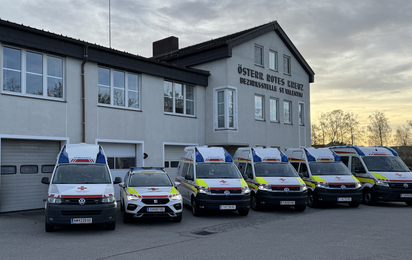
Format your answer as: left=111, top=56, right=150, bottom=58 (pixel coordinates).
left=191, top=197, right=201, bottom=216
left=123, top=213, right=133, bottom=223
left=308, top=191, right=319, bottom=208
left=238, top=209, right=249, bottom=216
left=251, top=193, right=262, bottom=211
left=172, top=214, right=182, bottom=222
left=45, top=222, right=55, bottom=232
left=405, top=201, right=412, bottom=206
left=120, top=199, right=124, bottom=212
left=363, top=188, right=377, bottom=206
left=106, top=221, right=116, bottom=230
left=294, top=205, right=306, bottom=212
left=348, top=202, right=360, bottom=208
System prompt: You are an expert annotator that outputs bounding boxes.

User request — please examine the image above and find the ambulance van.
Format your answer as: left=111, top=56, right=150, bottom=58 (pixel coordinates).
left=175, top=146, right=250, bottom=216
left=41, top=143, right=122, bottom=232
left=330, top=146, right=412, bottom=205
left=233, top=148, right=307, bottom=211
left=285, top=148, right=362, bottom=208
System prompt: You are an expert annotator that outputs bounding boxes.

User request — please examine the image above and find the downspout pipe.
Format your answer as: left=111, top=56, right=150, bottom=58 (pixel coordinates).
left=81, top=44, right=89, bottom=143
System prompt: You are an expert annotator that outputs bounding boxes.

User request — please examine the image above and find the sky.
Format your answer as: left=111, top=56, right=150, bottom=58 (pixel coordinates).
left=1, top=0, right=411, bottom=131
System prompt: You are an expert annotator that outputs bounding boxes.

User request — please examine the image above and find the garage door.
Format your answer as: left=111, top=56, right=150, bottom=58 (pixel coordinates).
left=164, top=145, right=186, bottom=181
left=0, top=139, right=61, bottom=212
left=99, top=142, right=140, bottom=199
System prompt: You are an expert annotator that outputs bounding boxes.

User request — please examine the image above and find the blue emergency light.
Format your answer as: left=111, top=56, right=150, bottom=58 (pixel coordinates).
left=195, top=148, right=204, bottom=162
left=304, top=149, right=316, bottom=162
left=58, top=146, right=69, bottom=163
left=251, top=149, right=261, bottom=162
left=224, top=149, right=233, bottom=162
left=382, top=146, right=398, bottom=156
left=280, top=151, right=289, bottom=162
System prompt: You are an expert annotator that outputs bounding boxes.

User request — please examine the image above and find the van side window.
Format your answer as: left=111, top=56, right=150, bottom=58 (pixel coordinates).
left=300, top=163, right=309, bottom=177
left=340, top=156, right=349, bottom=167
left=351, top=157, right=366, bottom=174
left=246, top=164, right=253, bottom=179
left=188, top=164, right=194, bottom=179
left=237, top=163, right=246, bottom=174
left=291, top=162, right=299, bottom=172
left=181, top=163, right=189, bottom=177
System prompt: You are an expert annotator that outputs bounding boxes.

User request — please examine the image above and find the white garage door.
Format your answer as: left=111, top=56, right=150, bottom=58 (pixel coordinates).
left=99, top=142, right=139, bottom=199
left=0, top=139, right=61, bottom=212
left=164, top=145, right=186, bottom=181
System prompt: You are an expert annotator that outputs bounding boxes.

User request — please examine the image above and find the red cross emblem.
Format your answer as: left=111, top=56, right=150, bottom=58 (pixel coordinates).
left=335, top=176, right=341, bottom=180
left=220, top=180, right=227, bottom=184
left=78, top=186, right=87, bottom=191
left=148, top=188, right=158, bottom=191
left=396, top=173, right=402, bottom=177
left=279, top=178, right=286, bottom=181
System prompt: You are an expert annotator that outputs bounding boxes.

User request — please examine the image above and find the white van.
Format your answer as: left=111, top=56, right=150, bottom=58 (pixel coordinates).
left=330, top=146, right=412, bottom=205
left=285, top=148, right=362, bottom=208
left=175, top=146, right=250, bottom=216
left=41, top=144, right=122, bottom=232
left=233, top=147, right=307, bottom=211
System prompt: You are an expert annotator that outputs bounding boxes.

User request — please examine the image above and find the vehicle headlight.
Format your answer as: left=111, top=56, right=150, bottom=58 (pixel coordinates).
left=375, top=179, right=389, bottom=187
left=300, top=184, right=307, bottom=191
left=355, top=182, right=362, bottom=189
left=198, top=187, right=211, bottom=194
left=127, top=195, right=140, bottom=201
left=47, top=197, right=62, bottom=204
left=242, top=186, right=251, bottom=194
left=171, top=194, right=182, bottom=200
left=258, top=184, right=272, bottom=191
left=316, top=183, right=329, bottom=189
left=102, top=195, right=116, bottom=203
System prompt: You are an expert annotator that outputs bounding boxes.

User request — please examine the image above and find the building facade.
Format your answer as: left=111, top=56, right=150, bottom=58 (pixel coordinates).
left=0, top=20, right=314, bottom=212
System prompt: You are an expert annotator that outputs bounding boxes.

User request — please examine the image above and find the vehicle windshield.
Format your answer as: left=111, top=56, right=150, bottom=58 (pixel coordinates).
left=309, top=162, right=352, bottom=175
left=196, top=163, right=242, bottom=179
left=362, top=156, right=410, bottom=172
left=129, top=172, right=172, bottom=187
left=254, top=162, right=298, bottom=177
left=52, top=164, right=111, bottom=184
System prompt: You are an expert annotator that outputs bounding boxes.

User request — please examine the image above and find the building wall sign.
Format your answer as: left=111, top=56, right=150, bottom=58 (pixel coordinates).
left=237, top=64, right=304, bottom=98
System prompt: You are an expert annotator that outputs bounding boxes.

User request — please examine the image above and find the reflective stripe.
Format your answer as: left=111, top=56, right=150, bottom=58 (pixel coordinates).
left=247, top=181, right=258, bottom=190
left=195, top=179, right=209, bottom=188
left=352, top=176, right=360, bottom=182
left=305, top=181, right=316, bottom=188
left=298, top=177, right=305, bottom=185
left=240, top=179, right=248, bottom=187
left=127, top=187, right=140, bottom=196
left=169, top=186, right=179, bottom=195
left=357, top=177, right=375, bottom=184
left=371, top=172, right=388, bottom=180
left=255, top=177, right=269, bottom=185
left=311, top=175, right=327, bottom=183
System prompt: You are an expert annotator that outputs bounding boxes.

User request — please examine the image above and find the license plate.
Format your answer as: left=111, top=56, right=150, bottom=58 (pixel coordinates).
left=337, top=197, right=352, bottom=202
left=71, top=218, right=92, bottom=224
left=147, top=207, right=165, bottom=212
left=220, top=205, right=236, bottom=210
left=401, top=194, right=412, bottom=198
left=280, top=201, right=295, bottom=205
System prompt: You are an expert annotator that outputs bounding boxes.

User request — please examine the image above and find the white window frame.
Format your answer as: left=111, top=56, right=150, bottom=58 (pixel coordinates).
left=283, top=55, right=291, bottom=75
left=164, top=81, right=195, bottom=116
left=1, top=44, right=65, bottom=101
left=214, top=86, right=238, bottom=130
left=255, top=94, right=264, bottom=121
left=254, top=44, right=264, bottom=67
left=284, top=100, right=292, bottom=124
left=270, top=97, right=279, bottom=122
left=269, top=50, right=278, bottom=71
left=98, top=66, right=141, bottom=110
left=299, top=102, right=305, bottom=126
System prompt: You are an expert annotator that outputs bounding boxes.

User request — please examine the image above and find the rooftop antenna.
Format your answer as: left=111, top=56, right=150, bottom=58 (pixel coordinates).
left=109, top=0, right=111, bottom=48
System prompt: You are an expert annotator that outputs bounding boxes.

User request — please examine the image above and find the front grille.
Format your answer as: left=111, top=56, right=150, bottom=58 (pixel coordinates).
left=208, top=195, right=245, bottom=200
left=329, top=184, right=356, bottom=189
left=326, top=189, right=359, bottom=194
left=142, top=198, right=170, bottom=204
left=210, top=189, right=242, bottom=194
left=271, top=186, right=301, bottom=191
left=62, top=198, right=102, bottom=204
left=389, top=183, right=412, bottom=189
left=61, top=210, right=102, bottom=215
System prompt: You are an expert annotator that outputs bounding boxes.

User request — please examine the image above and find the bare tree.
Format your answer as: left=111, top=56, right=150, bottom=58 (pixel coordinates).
left=311, top=123, right=322, bottom=146
left=325, top=109, right=346, bottom=144
left=367, top=111, right=392, bottom=146
left=344, top=112, right=361, bottom=145
left=395, top=123, right=411, bottom=146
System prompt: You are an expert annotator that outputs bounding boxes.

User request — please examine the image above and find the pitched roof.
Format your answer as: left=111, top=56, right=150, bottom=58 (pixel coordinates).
left=153, top=21, right=314, bottom=83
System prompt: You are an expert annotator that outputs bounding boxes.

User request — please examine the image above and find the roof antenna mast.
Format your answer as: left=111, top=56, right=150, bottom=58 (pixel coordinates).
left=109, top=0, right=111, bottom=48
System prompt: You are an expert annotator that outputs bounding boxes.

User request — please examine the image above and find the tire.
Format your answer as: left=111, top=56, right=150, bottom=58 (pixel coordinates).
left=348, top=202, right=360, bottom=208
left=238, top=209, right=249, bottom=216
left=363, top=188, right=378, bottom=206
left=120, top=199, right=124, bottom=213
left=405, top=201, right=412, bottom=206
left=45, top=222, right=55, bottom=232
left=172, top=214, right=182, bottom=222
left=294, top=205, right=306, bottom=212
left=308, top=191, right=320, bottom=208
left=123, top=213, right=133, bottom=223
left=106, top=221, right=116, bottom=230
left=191, top=197, right=201, bottom=216
left=251, top=193, right=262, bottom=211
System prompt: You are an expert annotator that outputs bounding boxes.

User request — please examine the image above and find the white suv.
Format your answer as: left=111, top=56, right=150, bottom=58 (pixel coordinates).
left=120, top=167, right=183, bottom=223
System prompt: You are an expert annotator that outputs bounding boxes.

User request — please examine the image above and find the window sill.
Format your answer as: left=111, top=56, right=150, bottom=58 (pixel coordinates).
left=255, top=119, right=265, bottom=122
left=1, top=91, right=65, bottom=102
left=164, top=112, right=196, bottom=118
left=214, top=128, right=238, bottom=131
left=283, top=72, right=291, bottom=76
left=254, top=64, right=264, bottom=68
left=98, top=104, right=142, bottom=112
left=270, top=120, right=280, bottom=123
left=284, top=122, right=293, bottom=125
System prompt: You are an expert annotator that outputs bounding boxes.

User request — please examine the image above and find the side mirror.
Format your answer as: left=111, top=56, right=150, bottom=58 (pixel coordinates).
left=113, top=177, right=122, bottom=184
left=302, top=171, right=309, bottom=178
left=298, top=173, right=304, bottom=178
left=174, top=182, right=181, bottom=187
left=185, top=174, right=194, bottom=181
left=242, top=174, right=248, bottom=180
left=41, top=177, right=50, bottom=185
left=354, top=167, right=365, bottom=174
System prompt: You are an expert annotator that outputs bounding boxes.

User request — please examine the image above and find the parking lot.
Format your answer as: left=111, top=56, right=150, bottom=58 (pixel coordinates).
left=1, top=201, right=412, bottom=260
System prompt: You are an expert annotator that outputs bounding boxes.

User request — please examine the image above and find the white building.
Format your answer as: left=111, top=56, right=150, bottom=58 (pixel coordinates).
left=0, top=20, right=314, bottom=212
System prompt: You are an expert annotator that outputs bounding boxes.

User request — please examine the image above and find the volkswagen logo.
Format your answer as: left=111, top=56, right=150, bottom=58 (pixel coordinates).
left=154, top=199, right=158, bottom=203
left=341, top=185, right=346, bottom=189
left=404, top=183, right=409, bottom=188
left=284, top=187, right=290, bottom=192
left=78, top=198, right=86, bottom=205
left=224, top=190, right=231, bottom=196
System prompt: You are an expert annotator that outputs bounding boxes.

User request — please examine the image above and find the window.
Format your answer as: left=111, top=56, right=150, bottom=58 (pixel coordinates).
left=2, top=46, right=64, bottom=99
left=107, top=157, right=136, bottom=169
left=284, top=100, right=292, bottom=124
left=270, top=98, right=279, bottom=122
left=269, top=50, right=278, bottom=71
left=20, top=165, right=38, bottom=174
left=299, top=102, right=304, bottom=126
left=98, top=67, right=140, bottom=109
left=1, top=166, right=16, bottom=175
left=41, top=165, right=55, bottom=173
left=283, top=55, right=291, bottom=75
left=215, top=87, right=237, bottom=129
left=254, top=44, right=263, bottom=66
left=255, top=95, right=264, bottom=120
left=164, top=81, right=194, bottom=116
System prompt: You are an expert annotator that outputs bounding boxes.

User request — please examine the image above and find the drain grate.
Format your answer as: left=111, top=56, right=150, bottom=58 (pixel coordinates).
left=191, top=230, right=216, bottom=236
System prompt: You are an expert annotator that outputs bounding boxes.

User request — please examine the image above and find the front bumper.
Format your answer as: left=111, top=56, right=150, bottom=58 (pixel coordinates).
left=124, top=199, right=183, bottom=218
left=374, top=185, right=412, bottom=202
left=45, top=202, right=117, bottom=225
left=314, top=188, right=363, bottom=203
left=195, top=193, right=250, bottom=211
left=255, top=190, right=308, bottom=206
